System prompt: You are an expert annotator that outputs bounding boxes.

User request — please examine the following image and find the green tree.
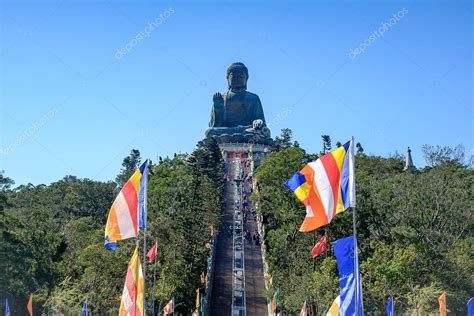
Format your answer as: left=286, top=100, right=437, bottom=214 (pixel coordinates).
left=321, top=135, right=331, bottom=153
left=145, top=138, right=224, bottom=314
left=272, top=128, right=294, bottom=151
left=116, top=149, right=141, bottom=186
left=255, top=144, right=473, bottom=314
left=422, top=144, right=471, bottom=167
left=1, top=208, right=62, bottom=315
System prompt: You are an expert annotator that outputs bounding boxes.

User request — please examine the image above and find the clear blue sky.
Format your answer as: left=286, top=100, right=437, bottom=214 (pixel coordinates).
left=1, top=0, right=472, bottom=185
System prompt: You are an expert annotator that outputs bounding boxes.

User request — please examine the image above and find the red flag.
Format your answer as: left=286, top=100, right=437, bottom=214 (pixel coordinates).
left=146, top=242, right=158, bottom=263
left=27, top=295, right=33, bottom=316
left=311, top=233, right=328, bottom=258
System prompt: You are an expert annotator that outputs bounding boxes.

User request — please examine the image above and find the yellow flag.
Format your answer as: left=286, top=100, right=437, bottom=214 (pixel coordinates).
left=326, top=295, right=340, bottom=316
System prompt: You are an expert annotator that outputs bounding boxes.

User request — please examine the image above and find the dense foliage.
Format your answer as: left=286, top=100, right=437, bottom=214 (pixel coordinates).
left=254, top=136, right=473, bottom=315
left=1, top=131, right=472, bottom=315
left=0, top=138, right=224, bottom=315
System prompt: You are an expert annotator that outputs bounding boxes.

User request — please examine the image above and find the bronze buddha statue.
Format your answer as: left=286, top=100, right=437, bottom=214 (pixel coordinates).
left=205, top=62, right=271, bottom=144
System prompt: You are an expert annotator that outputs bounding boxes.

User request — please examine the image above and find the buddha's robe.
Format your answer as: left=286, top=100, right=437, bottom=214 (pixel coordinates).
left=209, top=90, right=266, bottom=128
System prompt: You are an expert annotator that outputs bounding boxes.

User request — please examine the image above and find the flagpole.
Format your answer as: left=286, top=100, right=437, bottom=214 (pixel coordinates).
left=135, top=240, right=139, bottom=316
left=351, top=136, right=359, bottom=316
left=152, top=239, right=158, bottom=316
left=159, top=275, right=166, bottom=312
left=142, top=231, right=147, bottom=316
left=353, top=206, right=359, bottom=316
left=141, top=159, right=149, bottom=316
left=153, top=239, right=158, bottom=289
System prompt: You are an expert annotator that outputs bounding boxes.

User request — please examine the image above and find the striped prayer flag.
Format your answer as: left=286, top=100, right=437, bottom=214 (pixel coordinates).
left=163, top=298, right=174, bottom=315
left=105, top=160, right=149, bottom=250
left=439, top=292, right=446, bottom=316
left=138, top=159, right=149, bottom=229
left=334, top=236, right=363, bottom=315
left=285, top=138, right=355, bottom=232
left=119, top=246, right=144, bottom=316
left=386, top=297, right=394, bottom=316
left=272, top=289, right=279, bottom=311
left=4, top=299, right=10, bottom=316
left=196, top=288, right=200, bottom=309
left=81, top=300, right=87, bottom=316
left=325, top=296, right=340, bottom=316
left=27, top=295, right=33, bottom=316
left=299, top=301, right=307, bottom=316
left=200, top=295, right=205, bottom=312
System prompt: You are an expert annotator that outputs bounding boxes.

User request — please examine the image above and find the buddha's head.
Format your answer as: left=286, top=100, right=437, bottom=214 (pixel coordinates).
left=227, top=62, right=248, bottom=90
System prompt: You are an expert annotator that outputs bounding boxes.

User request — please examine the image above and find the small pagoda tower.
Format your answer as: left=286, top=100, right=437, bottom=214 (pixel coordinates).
left=404, top=146, right=417, bottom=173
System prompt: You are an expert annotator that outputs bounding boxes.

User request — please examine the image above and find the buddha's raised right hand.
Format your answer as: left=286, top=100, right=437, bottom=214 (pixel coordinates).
left=213, top=92, right=224, bottom=108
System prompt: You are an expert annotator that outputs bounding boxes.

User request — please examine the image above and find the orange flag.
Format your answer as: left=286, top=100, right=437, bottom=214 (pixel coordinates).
left=27, top=295, right=33, bottom=316
left=439, top=292, right=446, bottom=316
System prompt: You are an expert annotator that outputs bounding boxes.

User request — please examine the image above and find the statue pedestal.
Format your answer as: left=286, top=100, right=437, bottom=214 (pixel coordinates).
left=220, top=143, right=269, bottom=168
left=205, top=129, right=272, bottom=146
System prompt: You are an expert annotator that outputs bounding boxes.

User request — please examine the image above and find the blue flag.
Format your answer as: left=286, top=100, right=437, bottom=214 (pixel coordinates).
left=468, top=297, right=474, bottom=316
left=3, top=299, right=10, bottom=316
left=386, top=297, right=393, bottom=316
left=81, top=301, right=87, bottom=316
left=145, top=299, right=149, bottom=310
left=334, top=236, right=363, bottom=315
left=138, top=159, right=149, bottom=229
